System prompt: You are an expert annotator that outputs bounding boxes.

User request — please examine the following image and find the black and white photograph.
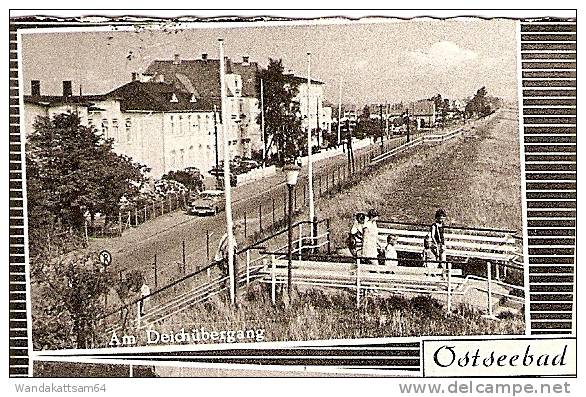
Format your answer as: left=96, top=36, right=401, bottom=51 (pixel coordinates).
left=8, top=10, right=576, bottom=380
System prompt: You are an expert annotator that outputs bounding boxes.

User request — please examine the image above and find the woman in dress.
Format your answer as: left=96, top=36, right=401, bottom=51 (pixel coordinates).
left=361, top=209, right=381, bottom=264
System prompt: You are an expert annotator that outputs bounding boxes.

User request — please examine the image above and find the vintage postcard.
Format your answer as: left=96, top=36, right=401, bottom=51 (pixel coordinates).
left=7, top=9, right=577, bottom=382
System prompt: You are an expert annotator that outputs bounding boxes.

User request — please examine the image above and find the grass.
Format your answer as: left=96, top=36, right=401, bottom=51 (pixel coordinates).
left=319, top=110, right=522, bottom=250
left=98, top=109, right=525, bottom=346
left=118, top=283, right=524, bottom=347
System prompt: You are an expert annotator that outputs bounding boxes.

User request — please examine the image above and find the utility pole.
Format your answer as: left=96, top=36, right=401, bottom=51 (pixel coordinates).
left=385, top=102, right=389, bottom=136
left=213, top=104, right=220, bottom=189
left=219, top=39, right=235, bottom=305
left=379, top=104, right=384, bottom=152
left=405, top=108, right=411, bottom=143
left=307, top=52, right=315, bottom=230
left=316, top=99, right=320, bottom=149
left=260, top=78, right=266, bottom=167
left=337, top=76, right=342, bottom=147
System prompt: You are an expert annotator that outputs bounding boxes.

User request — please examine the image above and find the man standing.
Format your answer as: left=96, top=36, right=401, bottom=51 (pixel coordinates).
left=430, top=209, right=447, bottom=267
left=215, top=224, right=239, bottom=288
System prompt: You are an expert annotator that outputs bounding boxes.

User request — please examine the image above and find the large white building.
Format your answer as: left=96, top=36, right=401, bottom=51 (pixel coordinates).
left=23, top=79, right=238, bottom=178
left=287, top=74, right=332, bottom=148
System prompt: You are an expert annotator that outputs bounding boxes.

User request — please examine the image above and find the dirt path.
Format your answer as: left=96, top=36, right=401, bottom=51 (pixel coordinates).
left=320, top=108, right=522, bottom=247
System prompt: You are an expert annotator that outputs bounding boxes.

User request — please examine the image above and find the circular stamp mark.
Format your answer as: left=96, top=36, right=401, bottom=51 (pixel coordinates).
left=99, top=250, right=112, bottom=267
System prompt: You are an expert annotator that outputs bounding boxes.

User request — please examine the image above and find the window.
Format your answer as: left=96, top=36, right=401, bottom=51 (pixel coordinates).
left=187, top=115, right=191, bottom=132
left=112, top=119, right=119, bottom=142
left=170, top=115, right=175, bottom=134
left=125, top=118, right=132, bottom=143
left=179, top=115, right=183, bottom=135
left=180, top=149, right=185, bottom=168
left=101, top=119, right=109, bottom=138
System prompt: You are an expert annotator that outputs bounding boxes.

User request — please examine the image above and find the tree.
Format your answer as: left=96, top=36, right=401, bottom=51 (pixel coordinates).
left=32, top=252, right=115, bottom=350
left=465, top=86, right=493, bottom=118
left=257, top=59, right=304, bottom=165
left=26, top=113, right=149, bottom=231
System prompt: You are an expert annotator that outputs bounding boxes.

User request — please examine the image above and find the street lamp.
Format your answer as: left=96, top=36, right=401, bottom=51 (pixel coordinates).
left=283, top=162, right=301, bottom=299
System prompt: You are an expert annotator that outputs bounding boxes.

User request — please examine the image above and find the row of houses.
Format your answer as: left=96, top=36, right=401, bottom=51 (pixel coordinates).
left=24, top=54, right=333, bottom=179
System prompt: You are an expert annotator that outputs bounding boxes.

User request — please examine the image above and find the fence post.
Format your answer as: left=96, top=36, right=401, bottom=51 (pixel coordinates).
left=182, top=240, right=186, bottom=274
left=271, top=254, right=276, bottom=305
left=144, top=206, right=147, bottom=223
left=495, top=263, right=500, bottom=281
left=272, top=198, right=276, bottom=229
left=298, top=223, right=303, bottom=261
left=326, top=218, right=331, bottom=255
left=283, top=188, right=287, bottom=220
left=486, top=261, right=493, bottom=317
left=259, top=203, right=263, bottom=233
left=84, top=220, right=89, bottom=244
left=356, top=258, right=361, bottom=307
left=447, top=262, right=452, bottom=313
left=244, top=212, right=247, bottom=238
left=206, top=230, right=211, bottom=279
left=153, top=254, right=158, bottom=289
left=294, top=187, right=297, bottom=210
left=118, top=212, right=122, bottom=235
left=134, top=208, right=138, bottom=226
left=246, top=249, right=250, bottom=286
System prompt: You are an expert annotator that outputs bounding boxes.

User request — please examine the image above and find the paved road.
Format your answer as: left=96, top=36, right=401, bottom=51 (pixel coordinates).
left=89, top=130, right=434, bottom=289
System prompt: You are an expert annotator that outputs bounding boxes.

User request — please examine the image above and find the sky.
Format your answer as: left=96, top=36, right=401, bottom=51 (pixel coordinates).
left=21, top=18, right=518, bottom=105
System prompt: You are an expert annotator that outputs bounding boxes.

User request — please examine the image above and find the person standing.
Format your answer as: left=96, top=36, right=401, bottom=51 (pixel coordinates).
left=362, top=209, right=381, bottom=264
left=383, top=235, right=398, bottom=267
left=348, top=212, right=366, bottom=257
left=215, top=224, right=239, bottom=287
left=430, top=209, right=447, bottom=267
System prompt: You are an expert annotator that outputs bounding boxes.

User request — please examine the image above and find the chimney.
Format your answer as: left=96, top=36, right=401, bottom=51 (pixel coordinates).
left=173, top=54, right=180, bottom=65
left=31, top=80, right=40, bottom=96
left=62, top=80, right=72, bottom=97
left=242, top=55, right=250, bottom=65
left=131, top=72, right=138, bottom=81
left=201, top=53, right=208, bottom=60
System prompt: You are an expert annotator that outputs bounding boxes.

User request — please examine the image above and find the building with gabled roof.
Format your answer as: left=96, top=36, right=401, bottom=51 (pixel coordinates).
left=142, top=54, right=263, bottom=156
left=23, top=79, right=235, bottom=179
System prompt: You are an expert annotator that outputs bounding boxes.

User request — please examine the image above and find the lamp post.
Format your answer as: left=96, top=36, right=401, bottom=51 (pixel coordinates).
left=283, top=163, right=301, bottom=299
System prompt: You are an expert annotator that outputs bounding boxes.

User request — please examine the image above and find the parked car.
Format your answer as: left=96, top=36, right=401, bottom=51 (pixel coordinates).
left=187, top=190, right=225, bottom=216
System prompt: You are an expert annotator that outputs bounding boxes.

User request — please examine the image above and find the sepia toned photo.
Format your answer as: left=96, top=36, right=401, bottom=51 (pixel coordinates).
left=8, top=11, right=576, bottom=378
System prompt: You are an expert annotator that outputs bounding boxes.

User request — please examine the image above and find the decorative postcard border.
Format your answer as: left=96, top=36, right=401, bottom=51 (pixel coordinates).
left=8, top=13, right=577, bottom=378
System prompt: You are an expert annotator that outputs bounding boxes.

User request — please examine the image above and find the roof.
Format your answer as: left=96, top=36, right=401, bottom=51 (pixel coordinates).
left=24, top=95, right=106, bottom=107
left=144, top=58, right=261, bottom=99
left=284, top=74, right=324, bottom=85
left=105, top=81, right=216, bottom=112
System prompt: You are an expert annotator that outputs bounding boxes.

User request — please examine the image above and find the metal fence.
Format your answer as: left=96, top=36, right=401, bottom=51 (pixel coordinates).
left=85, top=192, right=189, bottom=239
left=99, top=219, right=331, bottom=335
left=97, top=124, right=470, bottom=335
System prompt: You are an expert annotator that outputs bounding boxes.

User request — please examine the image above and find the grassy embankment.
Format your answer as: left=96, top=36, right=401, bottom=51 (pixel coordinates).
left=120, top=110, right=525, bottom=345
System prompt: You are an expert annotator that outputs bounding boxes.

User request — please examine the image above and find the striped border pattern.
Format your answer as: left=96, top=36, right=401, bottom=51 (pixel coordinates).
left=9, top=24, right=29, bottom=377
left=36, top=341, right=422, bottom=374
left=9, top=16, right=144, bottom=378
left=520, top=20, right=577, bottom=335
left=9, top=15, right=577, bottom=377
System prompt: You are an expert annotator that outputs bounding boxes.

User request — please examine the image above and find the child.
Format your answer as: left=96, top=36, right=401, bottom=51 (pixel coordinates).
left=422, top=232, right=438, bottom=269
left=384, top=235, right=398, bottom=267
